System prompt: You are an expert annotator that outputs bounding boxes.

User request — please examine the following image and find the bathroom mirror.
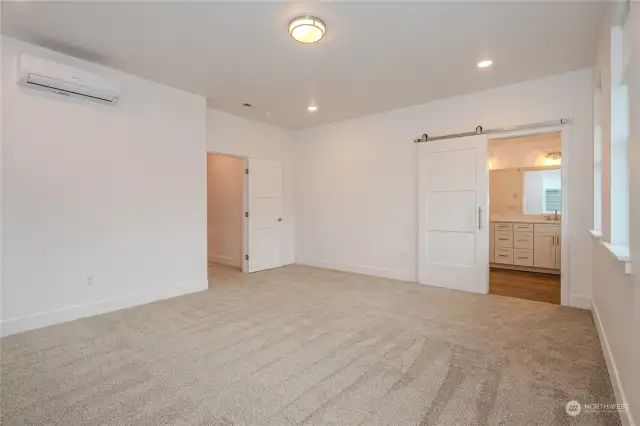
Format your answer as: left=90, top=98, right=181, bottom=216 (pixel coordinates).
left=523, top=168, right=561, bottom=215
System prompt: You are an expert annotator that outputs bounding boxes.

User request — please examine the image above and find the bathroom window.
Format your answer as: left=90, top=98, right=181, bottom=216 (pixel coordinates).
left=544, top=189, right=561, bottom=213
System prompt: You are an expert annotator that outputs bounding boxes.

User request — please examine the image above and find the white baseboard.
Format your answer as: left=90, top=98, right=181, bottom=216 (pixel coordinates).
left=0, top=281, right=208, bottom=337
left=570, top=294, right=592, bottom=310
left=592, top=301, right=635, bottom=426
left=296, top=259, right=415, bottom=282
left=208, top=254, right=241, bottom=268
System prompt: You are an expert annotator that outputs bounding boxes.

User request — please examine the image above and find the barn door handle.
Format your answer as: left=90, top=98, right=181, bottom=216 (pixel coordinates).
left=478, top=207, right=482, bottom=230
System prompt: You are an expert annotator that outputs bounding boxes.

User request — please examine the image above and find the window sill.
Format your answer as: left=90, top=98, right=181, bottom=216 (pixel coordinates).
left=589, top=229, right=603, bottom=239
left=601, top=242, right=632, bottom=274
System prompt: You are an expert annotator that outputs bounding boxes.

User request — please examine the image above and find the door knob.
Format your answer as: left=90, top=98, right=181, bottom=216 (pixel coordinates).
left=277, top=218, right=283, bottom=222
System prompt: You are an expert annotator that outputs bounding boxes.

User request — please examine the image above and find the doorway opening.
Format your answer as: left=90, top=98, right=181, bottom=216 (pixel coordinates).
left=207, top=153, right=246, bottom=278
left=487, top=132, right=562, bottom=304
left=206, top=154, right=285, bottom=280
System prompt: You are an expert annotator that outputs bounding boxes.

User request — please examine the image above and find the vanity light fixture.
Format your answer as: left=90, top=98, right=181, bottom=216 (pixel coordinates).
left=289, top=15, right=326, bottom=43
left=544, top=152, right=562, bottom=166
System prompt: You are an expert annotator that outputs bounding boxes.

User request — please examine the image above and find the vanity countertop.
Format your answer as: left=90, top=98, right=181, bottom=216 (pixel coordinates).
left=491, top=218, right=561, bottom=224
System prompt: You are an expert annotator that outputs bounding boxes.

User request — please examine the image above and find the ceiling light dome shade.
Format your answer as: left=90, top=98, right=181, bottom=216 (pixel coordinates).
left=289, top=15, right=326, bottom=43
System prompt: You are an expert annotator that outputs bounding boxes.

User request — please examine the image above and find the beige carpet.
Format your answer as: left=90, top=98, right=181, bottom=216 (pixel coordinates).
left=2, top=264, right=619, bottom=425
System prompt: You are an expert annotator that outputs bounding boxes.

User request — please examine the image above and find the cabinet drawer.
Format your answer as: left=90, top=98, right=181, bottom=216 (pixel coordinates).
left=514, top=249, right=534, bottom=266
left=494, top=248, right=514, bottom=264
left=495, top=231, right=513, bottom=248
left=513, top=223, right=533, bottom=232
left=535, top=224, right=560, bottom=234
left=514, top=232, right=533, bottom=249
left=493, top=223, right=513, bottom=232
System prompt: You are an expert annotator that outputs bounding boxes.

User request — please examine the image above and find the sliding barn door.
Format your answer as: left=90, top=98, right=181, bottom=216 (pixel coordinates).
left=246, top=158, right=284, bottom=273
left=418, top=134, right=489, bottom=293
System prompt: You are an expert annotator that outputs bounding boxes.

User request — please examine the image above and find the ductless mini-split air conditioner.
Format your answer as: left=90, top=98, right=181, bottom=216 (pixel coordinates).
left=17, top=54, right=121, bottom=104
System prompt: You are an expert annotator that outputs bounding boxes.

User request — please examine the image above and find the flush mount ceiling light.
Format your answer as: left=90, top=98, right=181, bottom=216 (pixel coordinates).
left=477, top=60, right=493, bottom=68
left=289, top=15, right=326, bottom=43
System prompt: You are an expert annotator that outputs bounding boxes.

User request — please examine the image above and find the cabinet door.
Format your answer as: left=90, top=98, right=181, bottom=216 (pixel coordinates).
left=555, top=233, right=561, bottom=269
left=490, top=229, right=495, bottom=263
left=534, top=232, right=556, bottom=269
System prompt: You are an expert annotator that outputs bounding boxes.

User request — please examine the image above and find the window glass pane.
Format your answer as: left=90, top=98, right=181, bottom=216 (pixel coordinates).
left=545, top=189, right=562, bottom=212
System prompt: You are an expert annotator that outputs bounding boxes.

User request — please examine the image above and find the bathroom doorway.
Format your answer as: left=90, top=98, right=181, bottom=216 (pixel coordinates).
left=487, top=132, right=562, bottom=304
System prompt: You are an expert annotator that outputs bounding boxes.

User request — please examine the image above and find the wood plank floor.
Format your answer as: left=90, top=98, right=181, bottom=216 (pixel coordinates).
left=489, top=267, right=560, bottom=304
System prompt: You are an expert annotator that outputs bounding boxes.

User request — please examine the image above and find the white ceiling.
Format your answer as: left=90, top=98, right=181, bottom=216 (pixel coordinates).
left=2, top=1, right=605, bottom=129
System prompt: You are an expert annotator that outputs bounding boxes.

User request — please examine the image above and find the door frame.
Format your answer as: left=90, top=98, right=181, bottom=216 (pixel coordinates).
left=486, top=125, right=570, bottom=306
left=205, top=151, right=249, bottom=273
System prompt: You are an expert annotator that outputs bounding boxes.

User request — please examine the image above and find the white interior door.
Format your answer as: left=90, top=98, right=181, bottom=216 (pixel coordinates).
left=418, top=134, right=489, bottom=293
left=246, top=158, right=284, bottom=273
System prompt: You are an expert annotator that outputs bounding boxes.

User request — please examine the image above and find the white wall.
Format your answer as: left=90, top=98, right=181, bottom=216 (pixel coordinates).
left=590, top=4, right=640, bottom=425
left=207, top=109, right=295, bottom=265
left=488, top=133, right=562, bottom=170
left=207, top=154, right=244, bottom=268
left=293, top=69, right=593, bottom=306
left=1, top=38, right=208, bottom=336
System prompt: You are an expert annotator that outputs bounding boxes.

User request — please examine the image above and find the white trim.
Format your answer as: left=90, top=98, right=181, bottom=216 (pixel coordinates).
left=0, top=281, right=208, bottom=337
left=208, top=254, right=241, bottom=268
left=602, top=242, right=630, bottom=261
left=601, top=242, right=632, bottom=274
left=590, top=229, right=604, bottom=239
left=298, top=259, right=415, bottom=282
left=592, top=301, right=636, bottom=426
left=487, top=125, right=571, bottom=307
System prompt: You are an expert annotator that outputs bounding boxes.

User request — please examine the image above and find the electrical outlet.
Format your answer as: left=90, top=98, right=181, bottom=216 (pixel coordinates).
left=87, top=276, right=94, bottom=286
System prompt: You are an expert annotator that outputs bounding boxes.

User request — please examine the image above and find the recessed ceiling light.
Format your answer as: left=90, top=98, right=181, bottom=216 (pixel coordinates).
left=477, top=60, right=493, bottom=68
left=308, top=106, right=318, bottom=112
left=289, top=15, right=326, bottom=43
